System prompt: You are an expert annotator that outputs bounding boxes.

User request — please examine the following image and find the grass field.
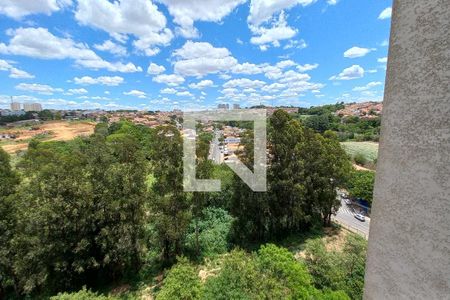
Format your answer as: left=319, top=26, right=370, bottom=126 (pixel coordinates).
left=341, top=141, right=379, bottom=163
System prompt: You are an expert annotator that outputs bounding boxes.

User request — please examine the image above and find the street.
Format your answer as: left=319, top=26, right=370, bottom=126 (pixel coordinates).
left=208, top=130, right=222, bottom=164
left=333, top=197, right=370, bottom=238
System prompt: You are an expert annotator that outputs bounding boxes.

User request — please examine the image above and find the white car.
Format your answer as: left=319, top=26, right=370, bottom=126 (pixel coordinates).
left=354, top=214, right=365, bottom=222
left=344, top=199, right=352, bottom=205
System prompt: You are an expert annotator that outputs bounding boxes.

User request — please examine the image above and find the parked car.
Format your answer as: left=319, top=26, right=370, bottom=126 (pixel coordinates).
left=344, top=198, right=352, bottom=205
left=354, top=214, right=365, bottom=222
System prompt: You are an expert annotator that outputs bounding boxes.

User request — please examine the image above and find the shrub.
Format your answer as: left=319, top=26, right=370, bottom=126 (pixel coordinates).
left=185, top=208, right=234, bottom=258
left=50, top=287, right=114, bottom=300
left=353, top=153, right=367, bottom=166
left=156, top=257, right=202, bottom=300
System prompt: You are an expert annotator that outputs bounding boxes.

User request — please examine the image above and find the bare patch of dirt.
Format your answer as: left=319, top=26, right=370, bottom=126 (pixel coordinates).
left=0, top=121, right=95, bottom=154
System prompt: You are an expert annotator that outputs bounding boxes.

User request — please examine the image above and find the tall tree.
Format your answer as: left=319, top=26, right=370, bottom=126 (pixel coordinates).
left=8, top=127, right=148, bottom=295
left=0, top=149, right=19, bottom=296
left=149, top=125, right=191, bottom=263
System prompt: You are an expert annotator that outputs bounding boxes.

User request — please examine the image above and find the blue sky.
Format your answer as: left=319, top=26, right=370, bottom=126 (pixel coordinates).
left=0, top=0, right=392, bottom=111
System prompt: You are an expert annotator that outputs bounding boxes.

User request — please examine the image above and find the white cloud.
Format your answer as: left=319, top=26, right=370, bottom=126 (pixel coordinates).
left=173, top=41, right=237, bottom=77
left=124, top=90, right=147, bottom=98
left=67, top=88, right=88, bottom=94
left=344, top=46, right=375, bottom=58
left=248, top=0, right=316, bottom=26
left=74, top=76, right=124, bottom=86
left=0, top=59, right=34, bottom=79
left=330, top=65, right=365, bottom=80
left=297, top=63, right=318, bottom=72
left=262, top=82, right=286, bottom=93
left=327, top=0, right=338, bottom=5
left=223, top=78, right=266, bottom=89
left=176, top=91, right=193, bottom=97
left=9, top=67, right=34, bottom=79
left=15, top=83, right=63, bottom=95
left=377, top=57, right=388, bottom=63
left=158, top=0, right=246, bottom=38
left=263, top=65, right=283, bottom=80
left=0, top=0, right=71, bottom=19
left=250, top=12, right=297, bottom=49
left=231, top=62, right=264, bottom=75
left=0, top=27, right=142, bottom=73
left=75, top=0, right=172, bottom=56
left=160, top=88, right=177, bottom=94
left=378, top=7, right=392, bottom=20
left=189, top=80, right=214, bottom=89
left=0, top=60, right=13, bottom=71
left=279, top=70, right=311, bottom=83
left=147, top=63, right=166, bottom=75
left=283, top=39, right=307, bottom=50
left=352, top=81, right=382, bottom=92
left=94, top=40, right=127, bottom=56
left=153, top=74, right=185, bottom=86
left=276, top=59, right=296, bottom=69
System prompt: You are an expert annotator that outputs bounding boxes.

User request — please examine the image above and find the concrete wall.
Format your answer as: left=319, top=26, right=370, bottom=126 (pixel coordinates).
left=364, top=1, right=450, bottom=299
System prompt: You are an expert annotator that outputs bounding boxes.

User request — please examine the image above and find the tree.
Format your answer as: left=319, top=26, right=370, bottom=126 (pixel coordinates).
left=304, top=234, right=367, bottom=300
left=347, top=170, right=375, bottom=204
left=0, top=149, right=20, bottom=296
left=268, top=110, right=308, bottom=235
left=304, top=114, right=331, bottom=133
left=38, top=109, right=54, bottom=120
left=8, top=127, right=148, bottom=295
left=51, top=287, right=115, bottom=300
left=156, top=257, right=202, bottom=300
left=149, top=125, right=191, bottom=263
left=185, top=208, right=234, bottom=258
left=203, top=249, right=278, bottom=300
left=315, top=131, right=352, bottom=226
left=231, top=110, right=352, bottom=240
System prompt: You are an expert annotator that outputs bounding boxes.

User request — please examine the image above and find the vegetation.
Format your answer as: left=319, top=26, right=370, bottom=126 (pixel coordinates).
left=347, top=171, right=376, bottom=204
left=0, top=111, right=36, bottom=125
left=304, top=234, right=367, bottom=300
left=0, top=110, right=367, bottom=299
left=296, top=103, right=381, bottom=143
left=341, top=142, right=378, bottom=166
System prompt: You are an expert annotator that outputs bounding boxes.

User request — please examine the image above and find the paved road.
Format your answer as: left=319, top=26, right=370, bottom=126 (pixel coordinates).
left=208, top=131, right=222, bottom=164
left=333, top=197, right=370, bottom=237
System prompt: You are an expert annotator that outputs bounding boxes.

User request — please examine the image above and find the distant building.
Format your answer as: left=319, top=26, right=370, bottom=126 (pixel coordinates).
left=10, top=102, right=21, bottom=111
left=217, top=104, right=229, bottom=110
left=0, top=109, right=25, bottom=117
left=23, top=103, right=43, bottom=112
left=233, top=104, right=241, bottom=110
left=224, top=137, right=241, bottom=144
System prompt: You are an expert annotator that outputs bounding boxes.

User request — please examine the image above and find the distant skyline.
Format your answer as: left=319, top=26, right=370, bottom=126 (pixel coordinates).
left=0, top=0, right=392, bottom=111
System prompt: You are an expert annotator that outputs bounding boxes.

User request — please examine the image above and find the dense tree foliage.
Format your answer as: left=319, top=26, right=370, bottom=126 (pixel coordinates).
left=347, top=170, right=375, bottom=204
left=297, top=103, right=381, bottom=142
left=304, top=234, right=367, bottom=300
left=0, top=110, right=364, bottom=299
left=5, top=130, right=148, bottom=294
left=156, top=257, right=203, bottom=300
left=148, top=125, right=191, bottom=264
left=185, top=208, right=234, bottom=259
left=232, top=111, right=352, bottom=241
left=157, top=244, right=350, bottom=300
